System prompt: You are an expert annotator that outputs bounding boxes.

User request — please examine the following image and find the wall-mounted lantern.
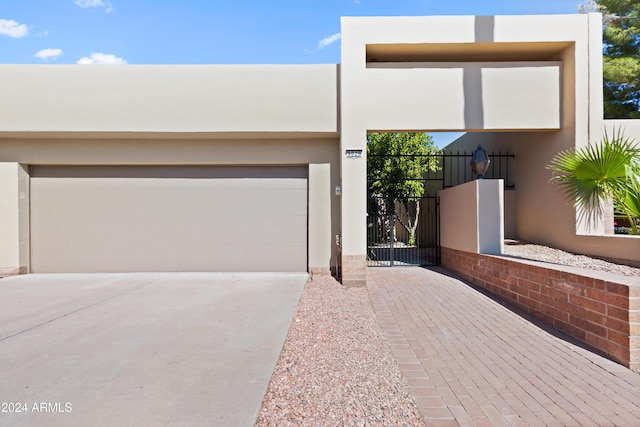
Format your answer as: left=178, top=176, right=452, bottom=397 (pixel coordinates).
left=470, top=145, right=490, bottom=179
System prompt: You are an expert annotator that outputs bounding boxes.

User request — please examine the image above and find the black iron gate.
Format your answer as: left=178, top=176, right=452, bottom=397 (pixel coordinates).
left=367, top=195, right=439, bottom=266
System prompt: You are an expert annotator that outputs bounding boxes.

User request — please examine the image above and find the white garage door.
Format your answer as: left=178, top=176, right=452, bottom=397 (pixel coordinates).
left=30, top=166, right=307, bottom=273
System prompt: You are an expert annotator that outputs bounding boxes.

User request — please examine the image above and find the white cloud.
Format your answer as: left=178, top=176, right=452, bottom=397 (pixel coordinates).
left=75, top=0, right=102, bottom=7
left=34, top=48, right=63, bottom=60
left=317, top=33, right=341, bottom=49
left=77, top=52, right=127, bottom=64
left=75, top=0, right=113, bottom=13
left=0, top=19, right=29, bottom=38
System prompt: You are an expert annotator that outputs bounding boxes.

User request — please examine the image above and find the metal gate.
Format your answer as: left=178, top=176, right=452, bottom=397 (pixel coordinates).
left=367, top=195, right=439, bottom=266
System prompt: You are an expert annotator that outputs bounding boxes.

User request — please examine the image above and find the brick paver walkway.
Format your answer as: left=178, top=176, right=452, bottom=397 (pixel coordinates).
left=367, top=267, right=640, bottom=427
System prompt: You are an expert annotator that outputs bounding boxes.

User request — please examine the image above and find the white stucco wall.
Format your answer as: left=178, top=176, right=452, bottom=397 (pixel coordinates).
left=439, top=181, right=478, bottom=253
left=366, top=62, right=560, bottom=131
left=605, top=119, right=640, bottom=143
left=0, top=65, right=338, bottom=134
left=439, top=179, right=504, bottom=255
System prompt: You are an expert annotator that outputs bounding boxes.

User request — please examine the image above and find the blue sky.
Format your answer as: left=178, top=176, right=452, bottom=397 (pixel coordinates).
left=2, top=0, right=587, bottom=65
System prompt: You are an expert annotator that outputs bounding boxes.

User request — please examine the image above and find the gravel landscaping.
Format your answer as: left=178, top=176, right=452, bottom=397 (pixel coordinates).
left=503, top=239, right=640, bottom=277
left=255, top=274, right=424, bottom=427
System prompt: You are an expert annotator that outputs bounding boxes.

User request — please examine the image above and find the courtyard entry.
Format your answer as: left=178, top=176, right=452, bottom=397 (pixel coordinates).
left=366, top=132, right=440, bottom=267
left=366, top=132, right=515, bottom=267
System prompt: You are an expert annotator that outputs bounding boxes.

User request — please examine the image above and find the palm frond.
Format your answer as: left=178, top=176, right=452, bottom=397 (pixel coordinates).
left=547, top=127, right=640, bottom=230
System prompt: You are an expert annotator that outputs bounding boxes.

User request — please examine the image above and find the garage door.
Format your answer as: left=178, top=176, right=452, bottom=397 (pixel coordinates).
left=30, top=166, right=307, bottom=273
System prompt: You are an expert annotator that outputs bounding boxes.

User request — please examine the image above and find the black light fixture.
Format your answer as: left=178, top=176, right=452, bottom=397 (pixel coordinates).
left=470, top=145, right=490, bottom=179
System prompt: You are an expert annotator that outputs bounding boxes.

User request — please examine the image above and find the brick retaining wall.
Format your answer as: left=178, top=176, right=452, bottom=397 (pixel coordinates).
left=442, top=247, right=640, bottom=371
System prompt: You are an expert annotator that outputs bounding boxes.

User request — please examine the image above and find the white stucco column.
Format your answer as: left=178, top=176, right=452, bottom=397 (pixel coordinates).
left=576, top=12, right=607, bottom=236
left=0, top=163, right=29, bottom=276
left=477, top=179, right=505, bottom=254
left=339, top=128, right=368, bottom=286
left=308, top=163, right=332, bottom=275
left=339, top=18, right=369, bottom=286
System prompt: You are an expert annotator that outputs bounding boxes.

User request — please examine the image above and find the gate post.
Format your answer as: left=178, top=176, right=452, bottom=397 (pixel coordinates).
left=389, top=196, right=395, bottom=267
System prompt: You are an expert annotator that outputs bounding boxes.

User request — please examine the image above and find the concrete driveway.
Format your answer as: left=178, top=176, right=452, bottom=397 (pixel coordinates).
left=0, top=272, right=307, bottom=427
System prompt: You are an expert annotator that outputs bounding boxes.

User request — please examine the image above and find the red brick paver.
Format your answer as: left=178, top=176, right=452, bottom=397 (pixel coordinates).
left=367, top=267, right=640, bottom=426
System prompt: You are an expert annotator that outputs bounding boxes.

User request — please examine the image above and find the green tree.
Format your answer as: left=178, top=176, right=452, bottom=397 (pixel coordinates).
left=547, top=129, right=640, bottom=234
left=582, top=0, right=640, bottom=118
left=367, top=132, right=440, bottom=245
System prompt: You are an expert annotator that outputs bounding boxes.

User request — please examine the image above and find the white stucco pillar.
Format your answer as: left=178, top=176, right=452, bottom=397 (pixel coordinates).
left=0, top=162, right=29, bottom=276
left=339, top=17, right=369, bottom=286
left=477, top=179, right=505, bottom=254
left=308, top=163, right=332, bottom=275
left=339, top=129, right=368, bottom=286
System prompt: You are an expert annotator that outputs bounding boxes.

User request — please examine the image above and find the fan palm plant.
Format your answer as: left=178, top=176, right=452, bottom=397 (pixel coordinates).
left=547, top=129, right=640, bottom=234
left=616, top=160, right=640, bottom=234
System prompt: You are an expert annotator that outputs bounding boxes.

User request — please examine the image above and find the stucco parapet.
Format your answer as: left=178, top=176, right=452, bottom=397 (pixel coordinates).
left=342, top=14, right=589, bottom=46
left=0, top=64, right=339, bottom=134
